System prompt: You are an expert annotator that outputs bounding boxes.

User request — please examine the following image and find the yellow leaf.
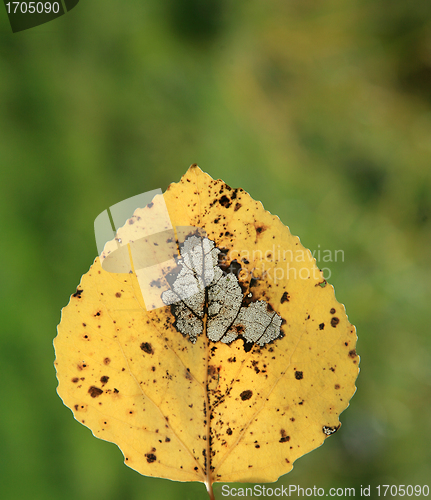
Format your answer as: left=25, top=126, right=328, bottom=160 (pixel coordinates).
left=54, top=165, right=359, bottom=497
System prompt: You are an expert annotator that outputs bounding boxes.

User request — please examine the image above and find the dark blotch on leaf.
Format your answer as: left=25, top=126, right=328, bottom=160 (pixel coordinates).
left=72, top=289, right=83, bottom=298
left=226, top=428, right=233, bottom=435
left=146, top=453, right=157, bottom=463
left=220, top=259, right=241, bottom=276
left=241, top=338, right=254, bottom=352
left=250, top=277, right=259, bottom=288
left=319, top=323, right=325, bottom=330
left=295, top=371, right=303, bottom=380
left=349, top=349, right=357, bottom=358
left=140, top=342, right=154, bottom=354
left=331, top=317, right=340, bottom=327
left=115, top=292, right=122, bottom=298
left=104, top=357, right=111, bottom=365
left=219, top=195, right=231, bottom=208
left=88, top=386, right=103, bottom=398
left=279, top=429, right=290, bottom=443
left=240, top=390, right=253, bottom=401
left=280, top=291, right=290, bottom=304
left=100, top=376, right=109, bottom=384
left=330, top=308, right=336, bottom=314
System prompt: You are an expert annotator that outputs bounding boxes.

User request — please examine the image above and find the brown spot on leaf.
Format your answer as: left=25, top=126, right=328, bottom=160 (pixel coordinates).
left=335, top=384, right=340, bottom=390
left=319, top=323, right=325, bottom=330
left=279, top=429, right=290, bottom=443
left=331, top=317, right=340, bottom=327
left=226, top=428, right=233, bottom=435
left=115, top=292, right=122, bottom=298
left=72, top=289, right=83, bottom=298
left=72, top=377, right=79, bottom=383
left=240, top=390, right=253, bottom=401
left=100, top=376, right=109, bottom=384
left=208, top=365, right=220, bottom=380
left=330, top=308, right=336, bottom=314
left=250, top=277, right=259, bottom=288
left=234, top=202, right=242, bottom=211
left=140, top=342, right=154, bottom=354
left=146, top=453, right=157, bottom=463
left=280, top=292, right=290, bottom=304
left=219, top=195, right=231, bottom=208
left=349, top=349, right=357, bottom=358
left=104, top=357, right=111, bottom=365
left=88, top=386, right=103, bottom=398
left=295, top=371, right=303, bottom=380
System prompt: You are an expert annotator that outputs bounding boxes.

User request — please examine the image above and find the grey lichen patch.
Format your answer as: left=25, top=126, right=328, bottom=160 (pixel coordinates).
left=162, top=235, right=283, bottom=348
left=232, top=301, right=282, bottom=346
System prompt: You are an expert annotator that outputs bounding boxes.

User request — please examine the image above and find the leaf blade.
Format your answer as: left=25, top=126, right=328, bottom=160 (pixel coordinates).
left=54, top=165, right=359, bottom=485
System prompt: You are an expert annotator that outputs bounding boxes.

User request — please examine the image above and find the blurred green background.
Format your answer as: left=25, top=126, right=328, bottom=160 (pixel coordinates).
left=1, top=1, right=431, bottom=499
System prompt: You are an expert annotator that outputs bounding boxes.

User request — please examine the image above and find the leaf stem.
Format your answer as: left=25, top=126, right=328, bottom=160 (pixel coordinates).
left=205, top=480, right=216, bottom=500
